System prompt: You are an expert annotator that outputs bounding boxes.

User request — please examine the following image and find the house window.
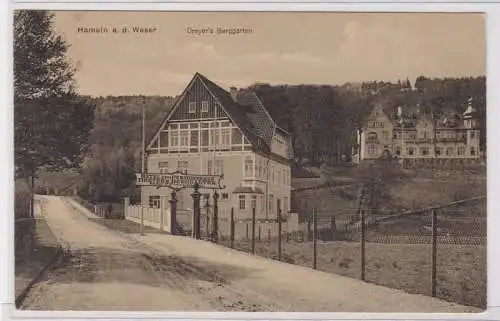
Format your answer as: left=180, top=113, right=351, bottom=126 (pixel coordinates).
left=269, top=195, right=274, bottom=213
left=170, top=131, right=179, bottom=147
left=149, top=196, right=160, bottom=208
left=368, top=144, right=377, bottom=156
left=446, top=147, right=454, bottom=156
left=470, top=147, right=476, bottom=156
left=244, top=156, right=253, bottom=177
left=207, top=160, right=212, bottom=175
left=177, top=160, right=188, bottom=173
left=420, top=147, right=429, bottom=156
left=395, top=147, right=401, bottom=155
left=435, top=147, right=442, bottom=156
left=158, top=161, right=169, bottom=174
left=458, top=147, right=465, bottom=156
left=239, top=195, right=246, bottom=210
left=222, top=193, right=229, bottom=200
left=180, top=131, right=189, bottom=146
left=188, top=102, right=196, bottom=113
left=214, top=159, right=224, bottom=176
left=221, top=128, right=230, bottom=148
left=382, top=131, right=389, bottom=140
left=251, top=195, right=257, bottom=210
left=407, top=147, right=414, bottom=156
left=367, top=132, right=378, bottom=142
left=201, top=101, right=209, bottom=113
left=210, top=128, right=220, bottom=146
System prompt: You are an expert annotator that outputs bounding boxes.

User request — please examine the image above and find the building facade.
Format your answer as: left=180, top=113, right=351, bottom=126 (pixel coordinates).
left=355, top=101, right=480, bottom=162
left=142, top=73, right=293, bottom=220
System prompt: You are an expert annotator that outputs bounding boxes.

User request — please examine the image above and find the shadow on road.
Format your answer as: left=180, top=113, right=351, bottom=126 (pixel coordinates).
left=37, top=245, right=263, bottom=290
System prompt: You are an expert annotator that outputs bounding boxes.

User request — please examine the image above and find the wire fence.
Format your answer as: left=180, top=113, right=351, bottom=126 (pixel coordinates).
left=212, top=197, right=486, bottom=309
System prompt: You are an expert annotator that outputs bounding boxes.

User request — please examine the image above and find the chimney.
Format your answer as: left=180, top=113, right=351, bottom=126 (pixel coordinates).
left=230, top=87, right=238, bottom=101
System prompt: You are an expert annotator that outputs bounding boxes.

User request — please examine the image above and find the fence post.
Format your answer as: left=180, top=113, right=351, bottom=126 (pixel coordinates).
left=230, top=208, right=235, bottom=249
left=268, top=229, right=271, bottom=244
left=252, top=207, right=256, bottom=254
left=361, top=207, right=366, bottom=281
left=330, top=216, right=336, bottom=240
left=205, top=195, right=210, bottom=240
left=313, top=208, right=317, bottom=270
left=213, top=192, right=219, bottom=243
left=431, top=209, right=438, bottom=297
left=159, top=196, right=165, bottom=233
left=140, top=205, right=145, bottom=236
left=277, top=199, right=282, bottom=261
left=246, top=223, right=249, bottom=240
left=258, top=226, right=261, bottom=242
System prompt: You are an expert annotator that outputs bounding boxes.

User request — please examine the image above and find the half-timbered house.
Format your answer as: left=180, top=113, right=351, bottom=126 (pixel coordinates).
left=143, top=73, right=293, bottom=220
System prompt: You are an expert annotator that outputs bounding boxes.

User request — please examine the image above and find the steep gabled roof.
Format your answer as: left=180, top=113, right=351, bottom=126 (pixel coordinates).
left=148, top=73, right=287, bottom=156
left=196, top=73, right=271, bottom=154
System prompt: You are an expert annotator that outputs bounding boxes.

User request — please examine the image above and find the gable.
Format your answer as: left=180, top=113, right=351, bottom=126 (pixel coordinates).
left=169, top=77, right=230, bottom=121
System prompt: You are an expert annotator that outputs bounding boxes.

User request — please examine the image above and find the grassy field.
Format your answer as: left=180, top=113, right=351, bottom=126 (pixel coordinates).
left=222, top=239, right=486, bottom=309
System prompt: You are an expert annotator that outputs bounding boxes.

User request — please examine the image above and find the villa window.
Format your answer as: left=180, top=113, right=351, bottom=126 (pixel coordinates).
left=214, top=159, right=224, bottom=176
left=201, top=101, right=209, bottom=113
left=458, top=147, right=465, bottom=156
left=239, top=195, right=246, bottom=210
left=188, top=102, right=196, bottom=113
left=158, top=161, right=169, bottom=174
left=177, top=160, right=188, bottom=173
left=395, top=147, right=401, bottom=156
left=435, top=148, right=442, bottom=156
left=149, top=196, right=160, bottom=208
left=269, top=195, right=274, bottom=213
left=222, top=193, right=229, bottom=200
left=251, top=195, right=257, bottom=210
left=368, top=144, right=377, bottom=156
left=170, top=131, right=179, bottom=147
left=221, top=128, right=230, bottom=148
left=470, top=147, right=476, bottom=156
left=407, top=147, right=414, bottom=156
left=367, top=132, right=378, bottom=142
left=420, top=147, right=429, bottom=156
left=207, top=160, right=212, bottom=175
left=446, top=147, right=454, bottom=156
left=180, top=130, right=189, bottom=146
left=244, top=156, right=253, bottom=177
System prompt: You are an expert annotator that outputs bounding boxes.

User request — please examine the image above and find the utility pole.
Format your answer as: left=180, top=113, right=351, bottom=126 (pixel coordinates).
left=140, top=99, right=146, bottom=236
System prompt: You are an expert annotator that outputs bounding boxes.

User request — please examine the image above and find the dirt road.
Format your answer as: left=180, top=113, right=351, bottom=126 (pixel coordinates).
left=20, top=195, right=480, bottom=312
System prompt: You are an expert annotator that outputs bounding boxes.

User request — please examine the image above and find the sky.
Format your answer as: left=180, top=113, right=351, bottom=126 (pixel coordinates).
left=52, top=11, right=486, bottom=97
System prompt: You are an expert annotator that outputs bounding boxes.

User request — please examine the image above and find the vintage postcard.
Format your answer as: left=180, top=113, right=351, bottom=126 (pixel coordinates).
left=12, top=11, right=486, bottom=313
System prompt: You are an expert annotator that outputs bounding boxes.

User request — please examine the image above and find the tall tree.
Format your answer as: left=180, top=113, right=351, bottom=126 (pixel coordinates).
left=14, top=10, right=94, bottom=213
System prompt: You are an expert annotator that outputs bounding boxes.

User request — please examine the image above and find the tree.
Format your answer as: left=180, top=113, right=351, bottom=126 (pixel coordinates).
left=14, top=10, right=94, bottom=215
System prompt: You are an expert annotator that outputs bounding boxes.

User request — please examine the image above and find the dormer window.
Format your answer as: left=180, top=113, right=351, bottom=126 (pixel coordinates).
left=188, top=102, right=196, bottom=113
left=201, top=101, right=209, bottom=113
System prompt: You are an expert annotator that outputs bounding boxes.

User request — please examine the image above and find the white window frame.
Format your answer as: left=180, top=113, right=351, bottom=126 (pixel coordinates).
left=149, top=196, right=160, bottom=208
left=188, top=102, right=196, bottom=113
left=158, top=161, right=169, bottom=174
left=239, top=195, right=246, bottom=210
left=180, top=130, right=189, bottom=147
left=201, top=101, right=209, bottom=113
left=251, top=195, right=257, bottom=210
left=170, top=131, right=179, bottom=147
left=244, top=156, right=253, bottom=177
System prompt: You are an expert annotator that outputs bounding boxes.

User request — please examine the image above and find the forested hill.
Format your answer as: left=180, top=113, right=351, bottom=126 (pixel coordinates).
left=77, top=76, right=486, bottom=202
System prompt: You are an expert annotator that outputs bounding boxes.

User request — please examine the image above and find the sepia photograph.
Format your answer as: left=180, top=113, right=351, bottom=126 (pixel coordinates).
left=13, top=11, right=486, bottom=313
